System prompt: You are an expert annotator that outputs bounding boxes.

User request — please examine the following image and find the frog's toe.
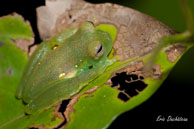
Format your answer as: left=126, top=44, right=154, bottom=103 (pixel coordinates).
left=25, top=103, right=35, bottom=114
left=22, top=95, right=33, bottom=105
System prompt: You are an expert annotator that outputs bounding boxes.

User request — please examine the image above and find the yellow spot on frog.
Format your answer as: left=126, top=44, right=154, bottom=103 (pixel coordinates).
left=53, top=46, right=57, bottom=50
left=58, top=70, right=77, bottom=79
left=58, top=73, right=66, bottom=78
left=64, top=70, right=77, bottom=78
left=38, top=62, right=40, bottom=65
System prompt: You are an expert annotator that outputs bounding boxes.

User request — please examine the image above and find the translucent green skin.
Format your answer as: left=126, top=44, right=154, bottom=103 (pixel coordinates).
left=16, top=22, right=114, bottom=114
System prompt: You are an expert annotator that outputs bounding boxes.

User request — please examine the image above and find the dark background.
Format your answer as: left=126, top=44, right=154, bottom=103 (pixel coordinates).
left=0, top=0, right=193, bottom=129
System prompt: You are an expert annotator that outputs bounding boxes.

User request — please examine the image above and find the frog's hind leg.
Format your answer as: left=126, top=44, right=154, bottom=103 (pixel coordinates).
left=16, top=40, right=53, bottom=99
left=23, top=77, right=81, bottom=114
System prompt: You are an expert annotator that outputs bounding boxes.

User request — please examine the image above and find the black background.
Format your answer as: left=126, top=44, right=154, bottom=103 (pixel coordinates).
left=0, top=0, right=193, bottom=129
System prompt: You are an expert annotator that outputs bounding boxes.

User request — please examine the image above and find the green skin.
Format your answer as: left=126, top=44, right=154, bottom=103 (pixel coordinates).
left=16, top=22, right=115, bottom=114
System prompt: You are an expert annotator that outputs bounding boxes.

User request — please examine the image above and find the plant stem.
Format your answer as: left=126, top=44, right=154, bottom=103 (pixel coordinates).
left=145, top=0, right=194, bottom=71
left=145, top=31, right=193, bottom=71
left=180, top=0, right=194, bottom=35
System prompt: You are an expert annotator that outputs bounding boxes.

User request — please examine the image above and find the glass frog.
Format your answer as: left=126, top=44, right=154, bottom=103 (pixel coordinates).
left=16, top=21, right=115, bottom=114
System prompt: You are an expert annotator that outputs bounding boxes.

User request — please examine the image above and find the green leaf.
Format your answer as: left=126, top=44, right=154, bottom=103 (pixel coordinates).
left=0, top=14, right=63, bottom=129
left=65, top=43, right=193, bottom=129
left=0, top=14, right=33, bottom=40
left=0, top=14, right=30, bottom=129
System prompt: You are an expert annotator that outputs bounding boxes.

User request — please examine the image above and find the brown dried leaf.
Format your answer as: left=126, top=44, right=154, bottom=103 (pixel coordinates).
left=37, top=0, right=177, bottom=61
left=14, top=38, right=34, bottom=54
left=5, top=13, right=34, bottom=54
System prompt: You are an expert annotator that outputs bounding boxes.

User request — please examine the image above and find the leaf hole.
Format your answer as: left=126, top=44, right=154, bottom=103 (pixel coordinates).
left=139, top=76, right=144, bottom=80
left=118, top=92, right=129, bottom=102
left=58, top=99, right=70, bottom=117
left=52, top=99, right=71, bottom=129
left=111, top=72, right=147, bottom=102
left=54, top=120, right=67, bottom=129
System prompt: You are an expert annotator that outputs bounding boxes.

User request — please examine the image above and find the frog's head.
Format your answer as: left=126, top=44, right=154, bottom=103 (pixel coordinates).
left=78, top=21, right=107, bottom=59
left=74, top=21, right=115, bottom=75
left=80, top=21, right=113, bottom=58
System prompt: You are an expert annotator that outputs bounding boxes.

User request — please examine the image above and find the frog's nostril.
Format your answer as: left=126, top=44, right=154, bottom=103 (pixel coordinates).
left=88, top=65, right=93, bottom=69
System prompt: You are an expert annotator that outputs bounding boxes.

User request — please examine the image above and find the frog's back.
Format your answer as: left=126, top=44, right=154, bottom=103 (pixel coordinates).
left=22, top=33, right=89, bottom=102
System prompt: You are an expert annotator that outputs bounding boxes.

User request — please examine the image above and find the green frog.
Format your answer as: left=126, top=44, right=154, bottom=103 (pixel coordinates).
left=16, top=21, right=115, bottom=114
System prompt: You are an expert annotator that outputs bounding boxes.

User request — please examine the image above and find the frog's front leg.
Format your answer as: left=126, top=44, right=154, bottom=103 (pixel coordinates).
left=16, top=28, right=78, bottom=99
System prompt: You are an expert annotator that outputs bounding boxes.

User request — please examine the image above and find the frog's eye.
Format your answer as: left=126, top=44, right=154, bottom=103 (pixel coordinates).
left=88, top=40, right=104, bottom=59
